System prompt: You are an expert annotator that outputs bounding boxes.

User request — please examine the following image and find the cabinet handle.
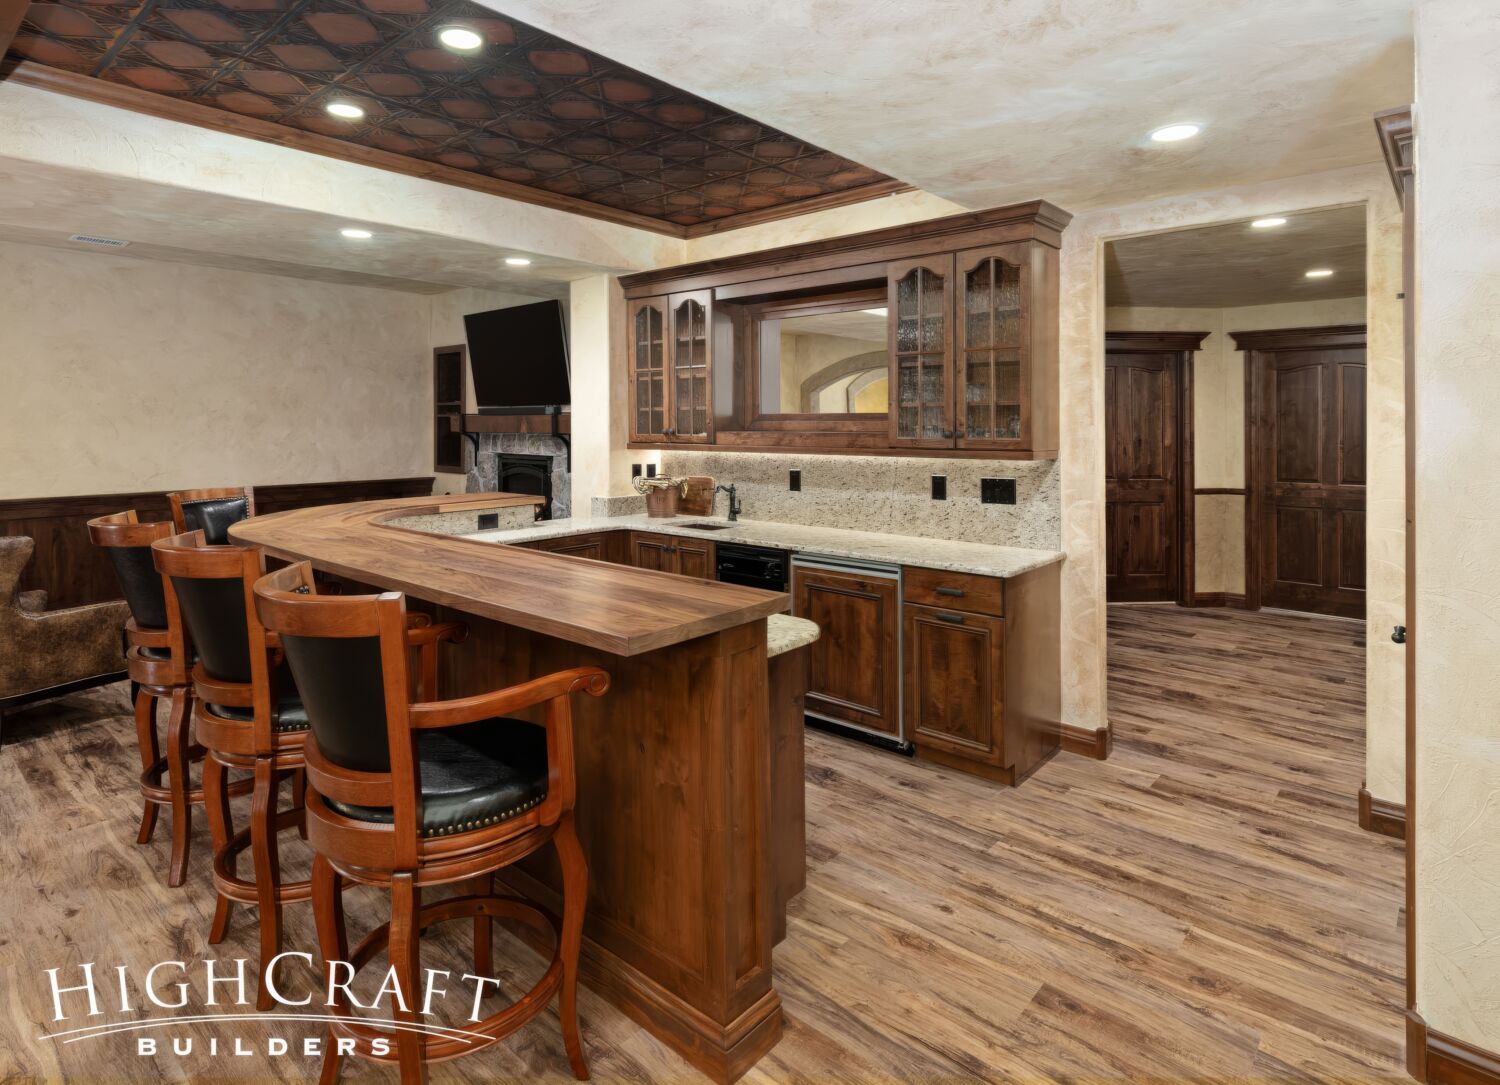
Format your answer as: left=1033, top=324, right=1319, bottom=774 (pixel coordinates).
left=942, top=428, right=954, bottom=439
left=936, top=613, right=966, bottom=624
left=935, top=586, right=966, bottom=597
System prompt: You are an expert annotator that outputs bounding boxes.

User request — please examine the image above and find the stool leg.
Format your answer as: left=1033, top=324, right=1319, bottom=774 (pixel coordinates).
left=312, top=854, right=346, bottom=1085
left=251, top=757, right=283, bottom=1012
left=291, top=768, right=308, bottom=840
left=389, top=872, right=427, bottom=1085
left=204, top=754, right=235, bottom=944
left=165, top=687, right=194, bottom=888
left=555, top=812, right=590, bottom=1080
left=468, top=873, right=493, bottom=979
left=133, top=688, right=161, bottom=845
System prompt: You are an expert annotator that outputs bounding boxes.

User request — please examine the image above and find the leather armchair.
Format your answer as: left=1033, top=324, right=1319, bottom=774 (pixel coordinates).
left=0, top=536, right=130, bottom=731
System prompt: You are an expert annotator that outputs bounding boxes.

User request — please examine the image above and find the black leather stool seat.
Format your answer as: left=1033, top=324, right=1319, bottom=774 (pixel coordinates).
left=327, top=719, right=548, bottom=837
left=207, top=695, right=311, bottom=734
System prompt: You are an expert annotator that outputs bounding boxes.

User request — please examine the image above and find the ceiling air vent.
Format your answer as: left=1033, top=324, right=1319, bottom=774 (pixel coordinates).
left=68, top=234, right=130, bottom=248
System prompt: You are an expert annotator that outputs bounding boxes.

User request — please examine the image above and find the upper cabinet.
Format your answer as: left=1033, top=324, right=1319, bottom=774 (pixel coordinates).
left=888, top=256, right=955, bottom=449
left=619, top=199, right=1070, bottom=460
left=630, top=292, right=713, bottom=443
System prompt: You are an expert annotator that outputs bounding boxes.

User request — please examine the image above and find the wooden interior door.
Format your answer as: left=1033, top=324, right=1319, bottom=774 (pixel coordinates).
left=1105, top=349, right=1182, bottom=602
left=792, top=565, right=900, bottom=736
left=1240, top=325, right=1367, bottom=618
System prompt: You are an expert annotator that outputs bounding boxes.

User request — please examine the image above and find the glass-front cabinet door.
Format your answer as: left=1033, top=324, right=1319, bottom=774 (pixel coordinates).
left=956, top=243, right=1029, bottom=450
left=886, top=256, right=955, bottom=448
left=629, top=297, right=669, bottom=441
left=667, top=289, right=712, bottom=442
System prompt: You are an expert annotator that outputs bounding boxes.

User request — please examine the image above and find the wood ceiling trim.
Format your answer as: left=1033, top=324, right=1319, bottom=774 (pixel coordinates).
left=2, top=59, right=689, bottom=237
left=680, top=178, right=916, bottom=239
left=0, top=0, right=30, bottom=59
left=1105, top=330, right=1211, bottom=353
left=1228, top=323, right=1367, bottom=352
left=1374, top=106, right=1414, bottom=198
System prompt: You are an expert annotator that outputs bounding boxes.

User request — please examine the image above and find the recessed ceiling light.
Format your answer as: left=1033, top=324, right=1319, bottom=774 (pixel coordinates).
left=326, top=102, right=364, bottom=119
left=438, top=26, right=483, bottom=51
left=340, top=228, right=373, bottom=239
left=1251, top=217, right=1288, bottom=228
left=504, top=256, right=532, bottom=266
left=1305, top=268, right=1334, bottom=278
left=1149, top=123, right=1201, bottom=143
left=861, top=307, right=888, bottom=317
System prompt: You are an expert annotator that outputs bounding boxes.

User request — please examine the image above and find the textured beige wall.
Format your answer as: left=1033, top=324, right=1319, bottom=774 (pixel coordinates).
left=1105, top=297, right=1368, bottom=598
left=0, top=238, right=533, bottom=499
left=1061, top=164, right=1404, bottom=739
left=1412, top=0, right=1500, bottom=1050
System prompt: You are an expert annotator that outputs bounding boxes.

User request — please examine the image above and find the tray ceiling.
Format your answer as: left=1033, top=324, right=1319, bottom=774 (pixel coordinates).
left=4, top=0, right=895, bottom=233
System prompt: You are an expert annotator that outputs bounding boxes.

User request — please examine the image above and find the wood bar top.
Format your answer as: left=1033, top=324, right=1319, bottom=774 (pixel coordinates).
left=230, top=493, right=789, bottom=657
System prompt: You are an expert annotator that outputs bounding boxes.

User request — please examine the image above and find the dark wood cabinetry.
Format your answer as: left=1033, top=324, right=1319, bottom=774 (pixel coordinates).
left=904, top=604, right=1004, bottom=760
left=619, top=200, right=1070, bottom=460
left=791, top=564, right=900, bottom=736
left=522, top=531, right=626, bottom=564
left=433, top=345, right=465, bottom=472
left=629, top=531, right=715, bottom=579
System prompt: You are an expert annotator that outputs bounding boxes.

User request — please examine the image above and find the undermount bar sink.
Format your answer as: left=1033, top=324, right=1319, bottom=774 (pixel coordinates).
left=678, top=522, right=736, bottom=531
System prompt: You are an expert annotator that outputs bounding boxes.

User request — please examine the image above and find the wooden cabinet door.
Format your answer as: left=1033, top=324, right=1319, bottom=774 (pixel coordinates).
left=955, top=243, right=1029, bottom=451
left=667, top=289, right=713, bottom=443
left=629, top=532, right=676, bottom=572
left=792, top=565, right=900, bottom=735
left=674, top=536, right=715, bottom=580
left=904, top=604, right=1004, bottom=763
left=887, top=256, right=956, bottom=449
left=541, top=534, right=606, bottom=561
left=629, top=297, right=670, bottom=441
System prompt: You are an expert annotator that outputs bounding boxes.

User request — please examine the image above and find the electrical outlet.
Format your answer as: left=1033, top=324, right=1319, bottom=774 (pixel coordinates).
left=632, top=463, right=642, bottom=478
left=981, top=478, right=1017, bottom=505
left=478, top=512, right=500, bottom=530
left=789, top=469, right=801, bottom=492
left=931, top=475, right=947, bottom=500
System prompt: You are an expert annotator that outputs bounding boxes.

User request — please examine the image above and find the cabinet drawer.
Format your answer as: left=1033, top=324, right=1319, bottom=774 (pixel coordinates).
left=903, top=567, right=1003, bottom=616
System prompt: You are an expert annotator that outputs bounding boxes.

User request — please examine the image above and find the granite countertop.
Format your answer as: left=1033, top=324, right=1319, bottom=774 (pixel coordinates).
left=462, top=512, right=1064, bottom=579
left=767, top=614, right=819, bottom=658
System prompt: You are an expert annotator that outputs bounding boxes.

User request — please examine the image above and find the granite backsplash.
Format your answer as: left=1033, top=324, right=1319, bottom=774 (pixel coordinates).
left=655, top=451, right=1060, bottom=549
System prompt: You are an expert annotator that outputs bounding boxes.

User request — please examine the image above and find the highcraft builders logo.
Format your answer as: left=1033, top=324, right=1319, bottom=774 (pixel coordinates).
left=38, top=954, right=504, bottom=1058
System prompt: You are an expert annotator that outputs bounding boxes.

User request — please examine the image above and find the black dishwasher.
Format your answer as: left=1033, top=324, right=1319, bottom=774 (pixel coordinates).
left=714, top=543, right=790, bottom=591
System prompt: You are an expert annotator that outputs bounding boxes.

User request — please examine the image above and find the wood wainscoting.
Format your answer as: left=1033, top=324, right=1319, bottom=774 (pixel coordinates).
left=1359, top=785, right=1409, bottom=841
left=0, top=477, right=433, bottom=610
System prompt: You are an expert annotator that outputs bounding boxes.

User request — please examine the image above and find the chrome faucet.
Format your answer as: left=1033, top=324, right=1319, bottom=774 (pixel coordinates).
left=716, top=483, right=742, bottom=522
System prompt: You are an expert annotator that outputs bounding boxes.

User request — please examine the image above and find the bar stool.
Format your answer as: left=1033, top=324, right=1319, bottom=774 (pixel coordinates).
left=87, top=511, right=250, bottom=886
left=253, top=562, right=608, bottom=1085
left=153, top=529, right=314, bottom=1010
left=168, top=486, right=255, bottom=544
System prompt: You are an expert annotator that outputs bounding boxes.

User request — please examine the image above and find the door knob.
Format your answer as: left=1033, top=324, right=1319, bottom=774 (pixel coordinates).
left=1392, top=625, right=1407, bottom=644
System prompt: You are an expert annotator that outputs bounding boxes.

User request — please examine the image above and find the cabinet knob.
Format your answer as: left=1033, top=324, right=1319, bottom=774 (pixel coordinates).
left=942, top=428, right=954, bottom=439
left=1392, top=625, right=1407, bottom=644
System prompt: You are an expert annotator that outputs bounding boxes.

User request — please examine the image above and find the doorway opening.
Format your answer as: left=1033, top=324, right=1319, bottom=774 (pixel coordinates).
left=1102, top=205, right=1369, bottom=618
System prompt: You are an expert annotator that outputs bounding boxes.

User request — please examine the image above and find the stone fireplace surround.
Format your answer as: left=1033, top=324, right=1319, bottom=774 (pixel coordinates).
left=464, top=432, right=571, bottom=519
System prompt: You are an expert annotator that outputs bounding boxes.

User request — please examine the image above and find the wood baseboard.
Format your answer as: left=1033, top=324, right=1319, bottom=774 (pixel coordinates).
left=1061, top=724, right=1112, bottom=760
left=1358, top=785, right=1408, bottom=840
left=1193, top=592, right=1249, bottom=608
left=1409, top=1009, right=1500, bottom=1085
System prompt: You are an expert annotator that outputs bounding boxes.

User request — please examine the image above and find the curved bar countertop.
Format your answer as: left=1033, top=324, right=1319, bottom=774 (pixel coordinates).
left=229, top=492, right=789, bottom=657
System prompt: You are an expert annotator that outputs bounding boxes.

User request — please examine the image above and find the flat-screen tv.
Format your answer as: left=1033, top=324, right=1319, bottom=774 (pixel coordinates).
left=465, top=300, right=570, bottom=412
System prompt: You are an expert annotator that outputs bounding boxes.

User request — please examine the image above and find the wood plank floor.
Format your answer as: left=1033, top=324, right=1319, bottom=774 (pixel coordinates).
left=0, top=604, right=1404, bottom=1082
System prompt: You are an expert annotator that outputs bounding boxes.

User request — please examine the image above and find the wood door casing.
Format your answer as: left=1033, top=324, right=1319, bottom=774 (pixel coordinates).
left=1105, top=350, right=1182, bottom=602
left=792, top=565, right=900, bottom=735
left=1237, top=325, right=1367, bottom=619
left=904, top=604, right=1004, bottom=763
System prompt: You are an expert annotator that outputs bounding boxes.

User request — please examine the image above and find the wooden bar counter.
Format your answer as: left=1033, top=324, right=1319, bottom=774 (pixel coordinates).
left=232, top=494, right=793, bottom=1083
